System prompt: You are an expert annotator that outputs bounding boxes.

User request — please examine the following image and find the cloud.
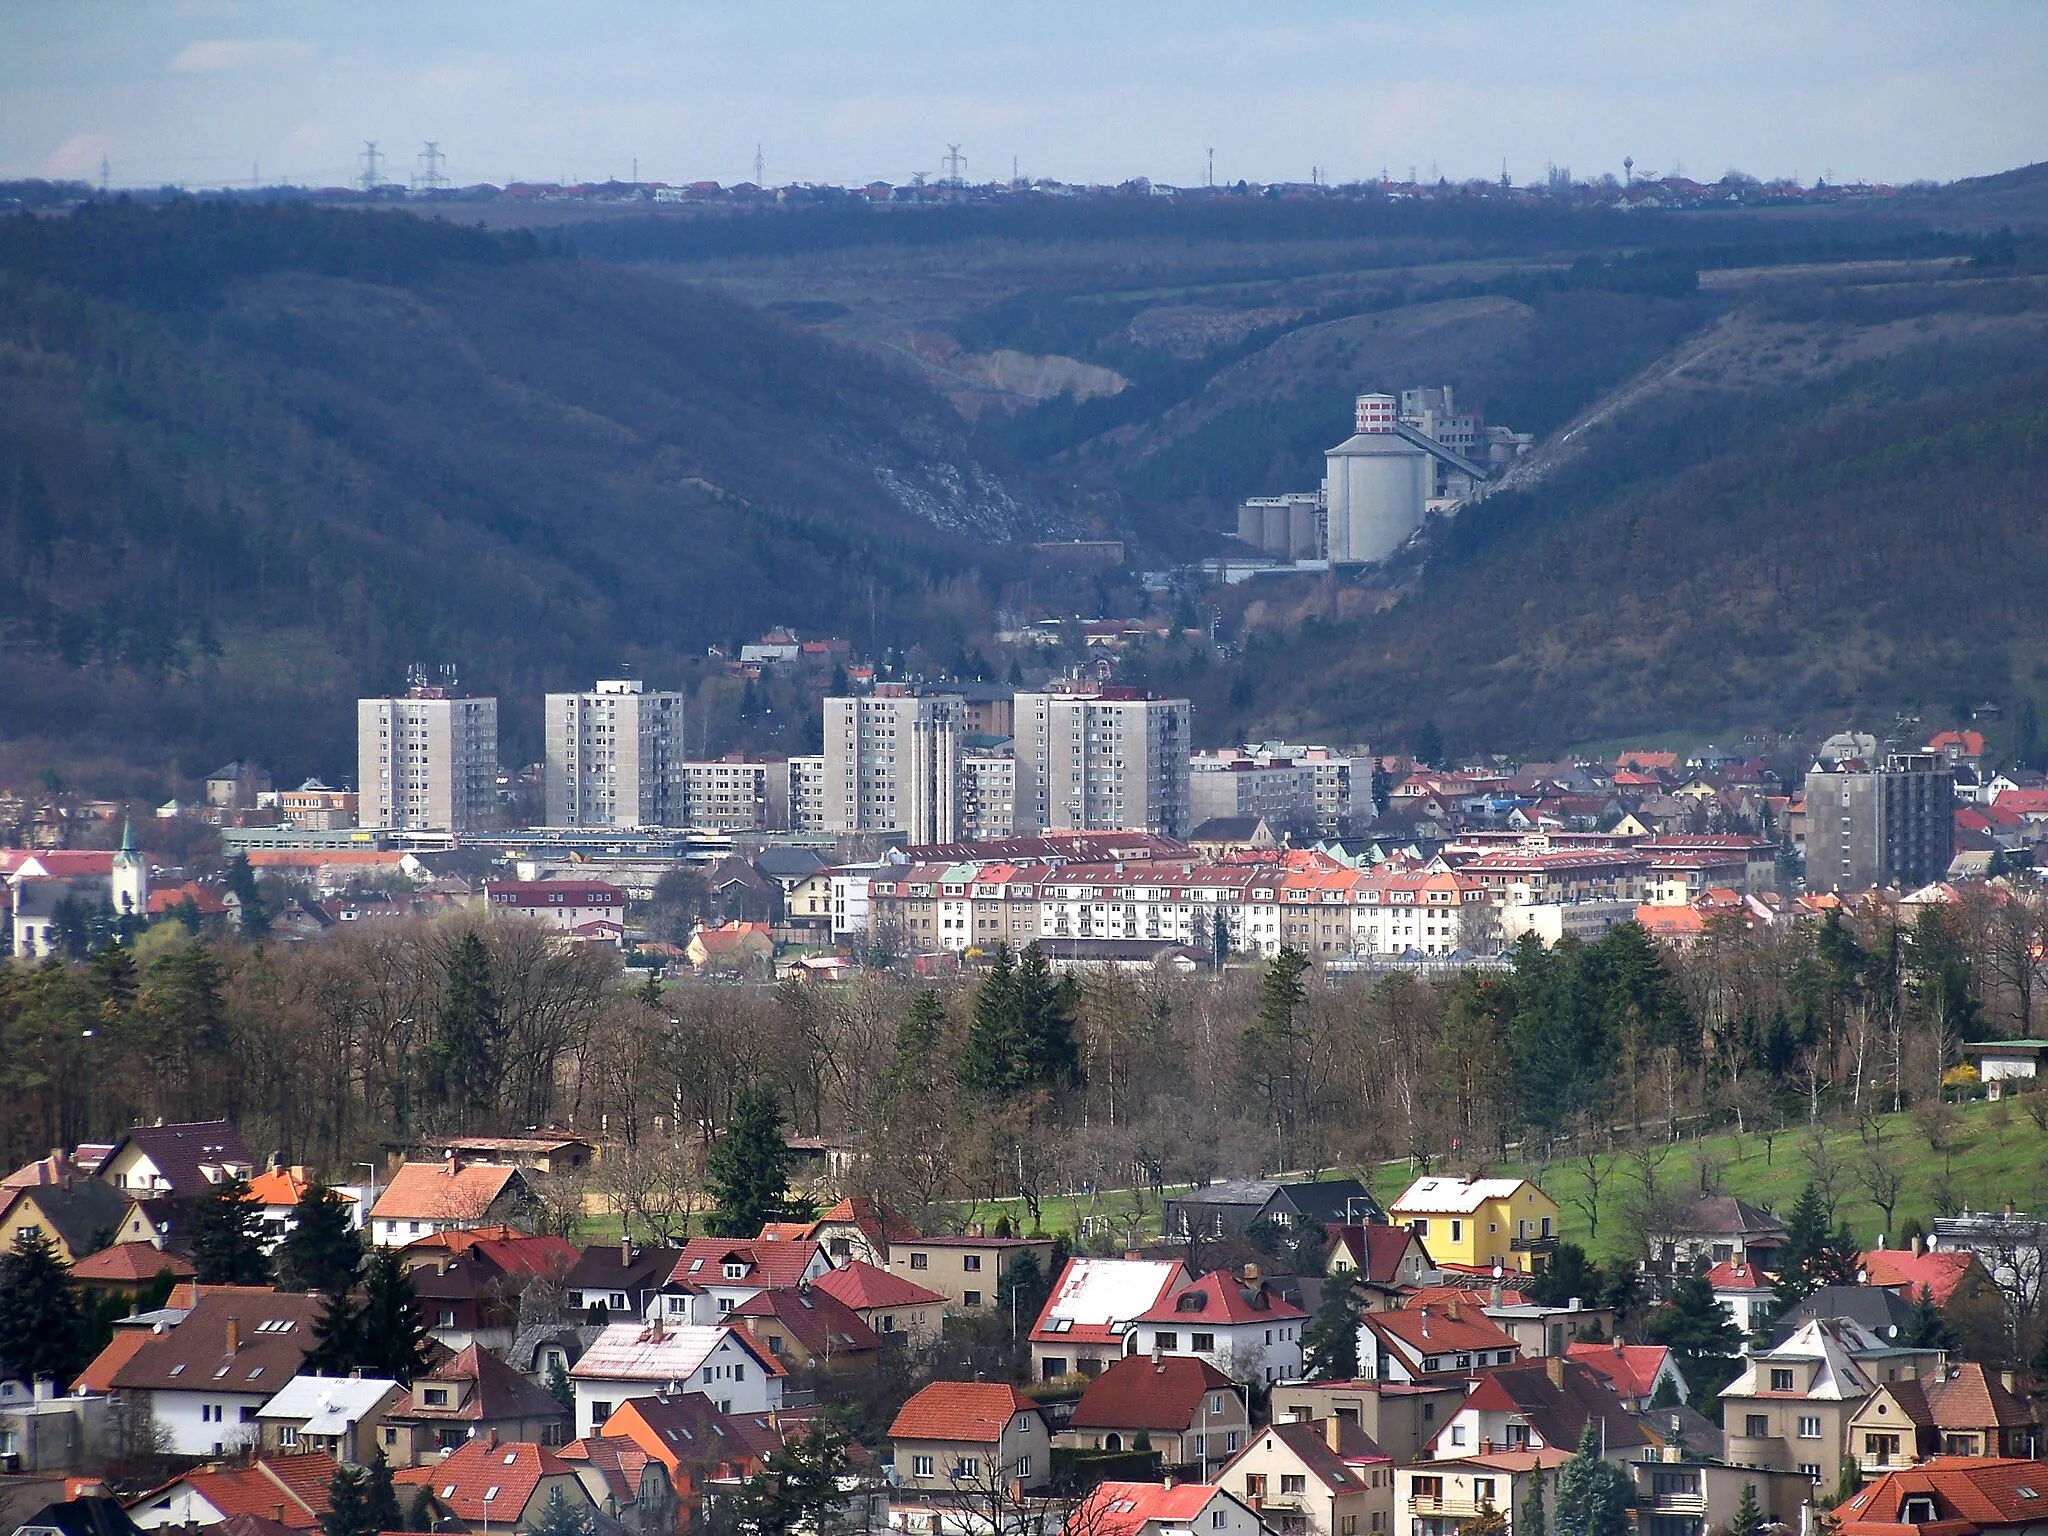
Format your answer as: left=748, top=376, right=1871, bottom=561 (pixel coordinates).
left=170, top=38, right=314, bottom=73
left=42, top=132, right=108, bottom=180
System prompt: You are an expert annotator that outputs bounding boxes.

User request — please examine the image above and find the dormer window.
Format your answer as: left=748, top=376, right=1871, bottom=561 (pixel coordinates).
left=724, top=1262, right=747, bottom=1279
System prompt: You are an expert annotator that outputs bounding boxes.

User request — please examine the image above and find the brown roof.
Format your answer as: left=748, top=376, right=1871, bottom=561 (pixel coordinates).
left=1879, top=1365, right=2037, bottom=1433
left=810, top=1261, right=944, bottom=1311
left=1069, top=1354, right=1238, bottom=1433
left=1327, top=1223, right=1424, bottom=1285
left=888, top=1382, right=1039, bottom=1444
left=730, top=1287, right=880, bottom=1358
left=393, top=1437, right=583, bottom=1524
left=104, top=1121, right=255, bottom=1198
left=1456, top=1360, right=1649, bottom=1454
left=597, top=1394, right=778, bottom=1481
left=109, top=1290, right=325, bottom=1393
left=370, top=1162, right=525, bottom=1223
left=1227, top=1419, right=1389, bottom=1493
left=74, top=1330, right=153, bottom=1394
left=398, top=1343, right=567, bottom=1423
left=69, top=1242, right=196, bottom=1284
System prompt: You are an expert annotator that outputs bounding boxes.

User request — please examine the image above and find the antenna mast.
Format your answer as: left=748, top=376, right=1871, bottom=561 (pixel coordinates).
left=357, top=141, right=384, bottom=194
left=1206, top=147, right=1214, bottom=188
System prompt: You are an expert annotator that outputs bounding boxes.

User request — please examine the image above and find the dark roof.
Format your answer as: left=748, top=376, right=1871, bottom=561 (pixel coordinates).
left=2, top=1179, right=132, bottom=1256
left=566, top=1245, right=684, bottom=1294
left=1663, top=1194, right=1787, bottom=1241
left=1637, top=1404, right=1725, bottom=1460
left=1879, top=1363, right=2038, bottom=1431
left=1327, top=1224, right=1423, bottom=1285
left=104, top=1120, right=254, bottom=1199
left=1069, top=1354, right=1239, bottom=1432
left=1189, top=817, right=1269, bottom=840
left=729, top=1287, right=879, bottom=1358
left=1254, top=1419, right=1390, bottom=1490
left=1770, top=1284, right=1914, bottom=1344
left=398, top=1342, right=567, bottom=1423
left=108, top=1289, right=324, bottom=1392
left=10, top=1499, right=145, bottom=1536
left=753, top=847, right=829, bottom=880
left=1462, top=1360, right=1648, bottom=1454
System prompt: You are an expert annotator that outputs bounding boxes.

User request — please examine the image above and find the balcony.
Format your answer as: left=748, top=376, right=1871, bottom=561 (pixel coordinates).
left=1410, top=1499, right=1487, bottom=1519
left=1510, top=1234, right=1559, bottom=1255
left=1647, top=1495, right=1710, bottom=1517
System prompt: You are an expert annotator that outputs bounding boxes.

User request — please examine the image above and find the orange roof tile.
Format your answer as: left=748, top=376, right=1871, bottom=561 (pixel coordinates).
left=68, top=1242, right=196, bottom=1284
left=888, top=1381, right=1039, bottom=1444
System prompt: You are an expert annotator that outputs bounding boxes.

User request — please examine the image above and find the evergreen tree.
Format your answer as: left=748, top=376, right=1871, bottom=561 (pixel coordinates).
left=365, top=1450, right=403, bottom=1535
left=278, top=1184, right=363, bottom=1295
left=731, top=1419, right=852, bottom=1536
left=545, top=1354, right=576, bottom=1413
left=1729, top=1482, right=1762, bottom=1536
left=321, top=1463, right=374, bottom=1536
left=959, top=947, right=1022, bottom=1097
left=0, top=1229, right=87, bottom=1385
left=359, top=1251, right=431, bottom=1383
left=1645, top=1262, right=1743, bottom=1404
left=1772, top=1182, right=1832, bottom=1313
left=1301, top=1277, right=1359, bottom=1380
left=1553, top=1422, right=1630, bottom=1536
left=529, top=1488, right=592, bottom=1536
left=305, top=1286, right=367, bottom=1377
left=427, top=932, right=500, bottom=1126
left=225, top=853, right=270, bottom=934
left=1517, top=1464, right=1546, bottom=1536
left=704, top=1085, right=810, bottom=1237
left=189, top=1172, right=271, bottom=1286
left=1012, top=944, right=1082, bottom=1092
left=405, top=1488, right=436, bottom=1532
left=1526, top=1243, right=1603, bottom=1308
left=888, top=989, right=948, bottom=1095
left=999, top=1251, right=1049, bottom=1333
left=1212, top=909, right=1231, bottom=969
left=1902, top=1285, right=1955, bottom=1350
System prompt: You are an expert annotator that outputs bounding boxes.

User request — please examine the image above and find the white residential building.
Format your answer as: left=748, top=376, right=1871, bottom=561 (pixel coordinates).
left=823, top=688, right=965, bottom=842
left=545, top=679, right=687, bottom=828
left=1014, top=685, right=1192, bottom=838
left=786, top=755, right=829, bottom=833
left=358, top=683, right=498, bottom=832
left=1123, top=1271, right=1307, bottom=1385
left=676, top=756, right=789, bottom=831
left=568, top=1322, right=782, bottom=1437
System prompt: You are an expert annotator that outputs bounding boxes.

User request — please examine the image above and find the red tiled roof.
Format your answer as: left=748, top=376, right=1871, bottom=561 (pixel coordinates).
left=1859, top=1250, right=1981, bottom=1307
left=1367, top=1303, right=1518, bottom=1357
left=667, top=1238, right=823, bottom=1291
left=75, top=1329, right=153, bottom=1394
left=393, top=1437, right=580, bottom=1523
left=69, top=1241, right=196, bottom=1284
left=1706, top=1260, right=1770, bottom=1291
left=143, top=1454, right=338, bottom=1529
left=1564, top=1342, right=1673, bottom=1400
left=888, top=1382, right=1039, bottom=1444
left=1069, top=1354, right=1238, bottom=1433
left=1838, top=1458, right=2048, bottom=1532
left=470, top=1234, right=579, bottom=1280
left=1133, top=1270, right=1304, bottom=1325
left=1326, top=1224, right=1423, bottom=1285
left=730, top=1286, right=880, bottom=1357
left=1076, top=1482, right=1232, bottom=1536
left=371, top=1161, right=522, bottom=1222
left=810, top=1260, right=944, bottom=1311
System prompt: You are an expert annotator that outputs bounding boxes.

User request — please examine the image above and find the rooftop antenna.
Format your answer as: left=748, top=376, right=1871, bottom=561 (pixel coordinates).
left=755, top=143, right=764, bottom=185
left=1012, top=153, right=1019, bottom=186
left=415, top=141, right=447, bottom=190
left=631, top=156, right=638, bottom=184
left=357, top=141, right=383, bottom=194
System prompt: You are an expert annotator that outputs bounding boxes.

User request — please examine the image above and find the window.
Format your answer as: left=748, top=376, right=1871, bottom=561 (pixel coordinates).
left=1157, top=1332, right=1179, bottom=1351
left=1771, top=1368, right=1795, bottom=1392
left=279, top=1426, right=300, bottom=1446
left=1015, top=1456, right=1031, bottom=1479
left=591, top=1402, right=613, bottom=1426
left=1474, top=1480, right=1496, bottom=1504
left=912, top=1456, right=934, bottom=1478
left=956, top=1457, right=980, bottom=1479
left=1342, top=1520, right=1357, bottom=1535
left=1451, top=1425, right=1467, bottom=1446
left=1280, top=1476, right=1306, bottom=1495
left=734, top=1363, right=745, bottom=1381
left=963, top=1254, right=982, bottom=1272
left=1451, top=1220, right=1463, bottom=1242
left=1192, top=1332, right=1215, bottom=1352
left=1213, top=1514, right=1229, bottom=1531
left=1225, top=1430, right=1240, bottom=1452
left=1903, top=1500, right=1937, bottom=1525
left=1746, top=1415, right=1769, bottom=1438
left=1799, top=1465, right=1823, bottom=1482
left=424, top=1388, right=450, bottom=1407
left=438, top=1309, right=456, bottom=1328
left=964, top=1290, right=983, bottom=1308
left=1245, top=1477, right=1267, bottom=1500
left=1798, top=1417, right=1822, bottom=1439
left=910, top=1253, right=928, bottom=1270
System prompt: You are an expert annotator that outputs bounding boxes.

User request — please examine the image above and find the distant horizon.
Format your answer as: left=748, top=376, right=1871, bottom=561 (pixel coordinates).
left=6, top=3, right=2045, bottom=194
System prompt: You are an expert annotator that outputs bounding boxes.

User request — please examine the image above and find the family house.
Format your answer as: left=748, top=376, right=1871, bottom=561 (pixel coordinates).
left=254, top=1376, right=406, bottom=1463
left=1073, top=1482, right=1269, bottom=1536
left=105, top=1290, right=325, bottom=1456
left=1835, top=1458, right=2048, bottom=1536
left=0, top=1180, right=132, bottom=1265
left=1387, top=1179, right=1559, bottom=1275
left=889, top=1234, right=1056, bottom=1315
left=568, top=1321, right=782, bottom=1438
left=1358, top=1303, right=1519, bottom=1386
left=1030, top=1258, right=1192, bottom=1382
left=655, top=1238, right=833, bottom=1321
left=1269, top=1381, right=1465, bottom=1464
left=729, top=1286, right=880, bottom=1372
left=1125, top=1269, right=1306, bottom=1385
left=1564, top=1342, right=1689, bottom=1410
left=393, top=1434, right=594, bottom=1534
left=1423, top=1357, right=1646, bottom=1461
left=127, top=1452, right=336, bottom=1530
left=1847, top=1363, right=2039, bottom=1473
left=564, top=1241, right=683, bottom=1320
left=1058, top=1354, right=1248, bottom=1469
left=1323, top=1226, right=1438, bottom=1311
left=1397, top=1449, right=1566, bottom=1536
left=97, top=1121, right=254, bottom=1200
left=1217, top=1417, right=1394, bottom=1536
left=809, top=1261, right=946, bottom=1346
left=382, top=1343, right=571, bottom=1460
left=1164, top=1180, right=1384, bottom=1243
left=367, top=1161, right=534, bottom=1248
left=887, top=1382, right=1050, bottom=1496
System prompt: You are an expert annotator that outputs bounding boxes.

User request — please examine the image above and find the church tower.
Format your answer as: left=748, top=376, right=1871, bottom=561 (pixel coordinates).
left=111, top=817, right=148, bottom=920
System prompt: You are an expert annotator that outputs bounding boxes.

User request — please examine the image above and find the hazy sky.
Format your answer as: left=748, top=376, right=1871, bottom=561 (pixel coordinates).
left=6, top=1, right=2045, bottom=192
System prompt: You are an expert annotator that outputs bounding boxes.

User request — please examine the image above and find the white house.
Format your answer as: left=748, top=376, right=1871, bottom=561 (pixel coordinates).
left=104, top=1290, right=326, bottom=1456
left=652, top=1238, right=833, bottom=1321
left=1028, top=1257, right=1192, bottom=1382
left=567, top=1321, right=783, bottom=1439
left=1125, top=1270, right=1306, bottom=1385
left=1707, top=1260, right=1775, bottom=1336
left=1074, top=1481, right=1270, bottom=1536
left=1962, top=1040, right=2048, bottom=1099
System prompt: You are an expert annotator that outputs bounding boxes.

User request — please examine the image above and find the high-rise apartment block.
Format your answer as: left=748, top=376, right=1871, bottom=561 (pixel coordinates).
left=673, top=755, right=790, bottom=831
left=358, top=683, right=499, bottom=832
left=822, top=688, right=964, bottom=843
left=544, top=679, right=687, bottom=828
left=1014, top=684, right=1192, bottom=838
left=786, top=755, right=829, bottom=834
left=957, top=740, right=1019, bottom=841
left=1804, top=751, right=1955, bottom=892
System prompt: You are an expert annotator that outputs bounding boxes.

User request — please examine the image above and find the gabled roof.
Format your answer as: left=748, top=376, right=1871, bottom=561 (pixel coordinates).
left=1873, top=1365, right=2038, bottom=1433
left=555, top=1436, right=644, bottom=1505
left=1133, top=1270, right=1305, bottom=1326
left=392, top=1437, right=582, bottom=1523
left=1838, top=1458, right=2048, bottom=1534
left=730, top=1286, right=879, bottom=1357
left=108, top=1289, right=324, bottom=1393
left=1564, top=1342, right=1675, bottom=1402
left=1457, top=1360, right=1649, bottom=1454
left=1077, top=1482, right=1242, bottom=1536
left=1366, top=1301, right=1518, bottom=1359
left=565, top=1244, right=684, bottom=1294
left=810, top=1195, right=919, bottom=1248
left=1737, top=1319, right=1879, bottom=1399
left=100, top=1121, right=254, bottom=1198
left=809, top=1260, right=943, bottom=1312
left=370, top=1161, right=525, bottom=1223
left=0, top=1180, right=133, bottom=1256
left=1389, top=1177, right=1533, bottom=1215
left=1030, top=1257, right=1190, bottom=1347
left=1660, top=1194, right=1788, bottom=1241
left=667, top=1238, right=825, bottom=1291
left=1706, top=1260, right=1771, bottom=1292
left=74, top=1330, right=153, bottom=1394
left=256, top=1375, right=402, bottom=1433
left=1771, top=1284, right=1914, bottom=1342
left=597, top=1392, right=779, bottom=1479
left=136, top=1453, right=337, bottom=1530
left=403, top=1343, right=570, bottom=1423
left=569, top=1321, right=784, bottom=1384
left=1326, top=1224, right=1427, bottom=1285
left=1860, top=1249, right=1983, bottom=1307
left=888, top=1381, right=1038, bottom=1444
left=1069, top=1354, right=1238, bottom=1433
left=1224, top=1419, right=1388, bottom=1495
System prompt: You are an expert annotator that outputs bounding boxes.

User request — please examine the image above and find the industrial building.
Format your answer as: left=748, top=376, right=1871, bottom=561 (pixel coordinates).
left=1804, top=751, right=1955, bottom=892
left=544, top=678, right=687, bottom=828
left=358, top=674, right=499, bottom=833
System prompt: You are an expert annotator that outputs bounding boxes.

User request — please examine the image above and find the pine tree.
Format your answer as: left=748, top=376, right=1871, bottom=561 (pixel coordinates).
left=1902, top=1285, right=1955, bottom=1350
left=958, top=946, right=1022, bottom=1097
left=704, top=1085, right=807, bottom=1237
left=1518, top=1465, right=1546, bottom=1536
left=731, top=1419, right=851, bottom=1536
left=365, top=1450, right=403, bottom=1535
left=1553, top=1422, right=1630, bottom=1536
left=1729, top=1482, right=1762, bottom=1536
left=1646, top=1261, right=1744, bottom=1404
left=957, top=943, right=1082, bottom=1100
left=304, top=1286, right=366, bottom=1377
left=359, top=1251, right=431, bottom=1383
left=1301, top=1277, right=1359, bottom=1380
left=0, top=1229, right=87, bottom=1385
left=321, top=1463, right=374, bottom=1536
left=427, top=932, right=500, bottom=1126
left=278, top=1184, right=363, bottom=1295
left=545, top=1354, right=576, bottom=1413
left=529, top=1487, right=594, bottom=1536
left=225, top=853, right=270, bottom=934
left=189, top=1172, right=271, bottom=1286
left=1772, top=1182, right=1832, bottom=1313
left=405, top=1487, right=435, bottom=1532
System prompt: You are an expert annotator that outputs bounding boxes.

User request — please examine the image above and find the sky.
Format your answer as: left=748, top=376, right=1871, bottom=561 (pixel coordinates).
left=4, top=1, right=2045, bottom=193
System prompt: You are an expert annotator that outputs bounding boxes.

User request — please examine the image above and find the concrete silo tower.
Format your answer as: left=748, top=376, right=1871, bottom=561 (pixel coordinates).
left=1323, top=393, right=1431, bottom=563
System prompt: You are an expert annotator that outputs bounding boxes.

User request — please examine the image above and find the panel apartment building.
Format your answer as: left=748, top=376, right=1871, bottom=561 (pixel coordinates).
left=822, top=688, right=965, bottom=843
left=544, top=679, right=687, bottom=827
left=1014, top=684, right=1193, bottom=839
left=358, top=683, right=499, bottom=832
left=1804, top=750, right=1955, bottom=892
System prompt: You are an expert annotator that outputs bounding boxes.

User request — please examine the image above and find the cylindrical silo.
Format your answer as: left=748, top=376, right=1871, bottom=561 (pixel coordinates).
left=1324, top=396, right=1430, bottom=563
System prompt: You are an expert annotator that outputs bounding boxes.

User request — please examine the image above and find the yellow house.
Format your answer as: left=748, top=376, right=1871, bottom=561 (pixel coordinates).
left=1387, top=1178, right=1560, bottom=1274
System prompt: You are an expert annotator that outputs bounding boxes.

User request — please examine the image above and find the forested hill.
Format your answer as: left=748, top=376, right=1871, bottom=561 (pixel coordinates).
left=0, top=201, right=1060, bottom=783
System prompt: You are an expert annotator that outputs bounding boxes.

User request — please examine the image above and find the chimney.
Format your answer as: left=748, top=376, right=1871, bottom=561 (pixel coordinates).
left=1490, top=1277, right=1502, bottom=1308
left=622, top=1238, right=634, bottom=1269
left=1243, top=1263, right=1262, bottom=1286
left=1152, top=1348, right=1163, bottom=1371
left=1545, top=1356, right=1564, bottom=1389
left=2002, top=1371, right=2017, bottom=1394
left=486, top=1429, right=499, bottom=1449
left=1612, top=1338, right=1624, bottom=1356
left=1912, top=1234, right=1925, bottom=1257
left=1445, top=1302, right=1461, bottom=1323
left=1325, top=1416, right=1344, bottom=1455
left=225, top=1316, right=240, bottom=1353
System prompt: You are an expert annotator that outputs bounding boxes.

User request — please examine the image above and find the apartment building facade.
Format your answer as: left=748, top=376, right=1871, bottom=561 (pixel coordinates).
left=1804, top=752, right=1955, bottom=892
left=676, top=756, right=790, bottom=831
left=823, top=689, right=965, bottom=843
left=1015, top=685, right=1192, bottom=839
left=544, top=679, right=686, bottom=828
left=358, top=686, right=499, bottom=833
